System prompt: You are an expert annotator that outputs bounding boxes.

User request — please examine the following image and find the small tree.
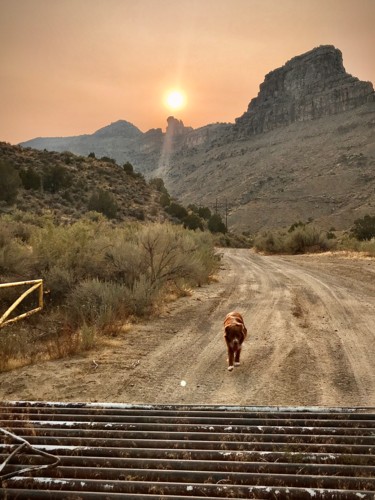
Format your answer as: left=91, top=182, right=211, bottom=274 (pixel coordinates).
left=0, top=160, right=21, bottom=204
left=123, top=161, right=134, bottom=175
left=159, top=192, right=171, bottom=207
left=351, top=215, right=375, bottom=241
left=165, top=202, right=188, bottom=221
left=88, top=189, right=118, bottom=219
left=187, top=203, right=199, bottom=214
left=198, top=206, right=212, bottom=220
left=100, top=156, right=116, bottom=164
left=183, top=213, right=204, bottom=231
left=208, top=213, right=227, bottom=233
left=43, top=165, right=72, bottom=193
left=20, top=166, right=41, bottom=190
left=149, top=177, right=168, bottom=193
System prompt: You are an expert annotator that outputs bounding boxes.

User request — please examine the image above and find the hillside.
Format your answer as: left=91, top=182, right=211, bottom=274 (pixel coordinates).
left=166, top=102, right=375, bottom=233
left=0, top=142, right=168, bottom=224
left=20, top=45, right=375, bottom=233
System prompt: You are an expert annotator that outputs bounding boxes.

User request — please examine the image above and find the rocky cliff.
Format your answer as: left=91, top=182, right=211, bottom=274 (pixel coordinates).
left=234, top=45, right=374, bottom=135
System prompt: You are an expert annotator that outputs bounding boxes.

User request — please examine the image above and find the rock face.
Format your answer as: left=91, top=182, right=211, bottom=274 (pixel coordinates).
left=235, top=45, right=374, bottom=135
left=165, top=116, right=192, bottom=137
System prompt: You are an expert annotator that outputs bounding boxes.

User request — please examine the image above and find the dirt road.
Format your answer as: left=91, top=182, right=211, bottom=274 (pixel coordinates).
left=1, top=249, right=374, bottom=406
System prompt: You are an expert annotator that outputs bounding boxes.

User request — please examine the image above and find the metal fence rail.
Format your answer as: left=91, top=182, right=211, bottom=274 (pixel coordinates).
left=0, top=280, right=43, bottom=329
left=0, top=402, right=374, bottom=499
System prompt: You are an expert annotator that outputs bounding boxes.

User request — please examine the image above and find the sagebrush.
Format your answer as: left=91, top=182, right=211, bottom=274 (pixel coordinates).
left=0, top=214, right=220, bottom=371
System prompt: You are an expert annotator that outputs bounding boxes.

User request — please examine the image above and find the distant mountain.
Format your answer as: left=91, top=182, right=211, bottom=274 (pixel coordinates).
left=93, top=120, right=142, bottom=138
left=20, top=45, right=375, bottom=233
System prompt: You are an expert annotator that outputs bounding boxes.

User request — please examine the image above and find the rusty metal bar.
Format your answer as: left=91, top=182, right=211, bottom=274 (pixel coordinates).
left=2, top=418, right=374, bottom=436
left=1, top=402, right=374, bottom=499
left=3, top=422, right=373, bottom=445
left=2, top=453, right=374, bottom=476
left=3, top=487, right=374, bottom=499
left=3, top=477, right=374, bottom=498
left=0, top=279, right=43, bottom=328
left=1, top=408, right=374, bottom=426
left=1, top=445, right=373, bottom=466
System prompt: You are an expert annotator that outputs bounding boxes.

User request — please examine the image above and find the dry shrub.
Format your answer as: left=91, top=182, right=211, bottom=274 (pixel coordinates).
left=253, top=230, right=285, bottom=254
left=79, top=323, right=98, bottom=350
left=0, top=241, right=32, bottom=276
left=65, top=278, right=128, bottom=330
left=136, top=223, right=219, bottom=289
left=361, top=239, right=375, bottom=256
left=0, top=328, right=26, bottom=372
left=254, top=226, right=334, bottom=254
left=338, top=234, right=375, bottom=256
left=0, top=214, right=220, bottom=369
left=285, top=226, right=332, bottom=254
left=44, top=265, right=75, bottom=301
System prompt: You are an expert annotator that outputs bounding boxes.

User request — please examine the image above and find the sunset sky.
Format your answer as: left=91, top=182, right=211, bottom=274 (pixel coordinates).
left=1, top=0, right=374, bottom=145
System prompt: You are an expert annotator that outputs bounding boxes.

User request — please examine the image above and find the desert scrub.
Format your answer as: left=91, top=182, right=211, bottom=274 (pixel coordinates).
left=65, top=278, right=128, bottom=330
left=0, top=214, right=220, bottom=369
left=338, top=234, right=375, bottom=256
left=254, top=225, right=335, bottom=254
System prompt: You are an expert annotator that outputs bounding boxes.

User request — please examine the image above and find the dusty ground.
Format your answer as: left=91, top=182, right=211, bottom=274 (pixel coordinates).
left=0, top=249, right=374, bottom=407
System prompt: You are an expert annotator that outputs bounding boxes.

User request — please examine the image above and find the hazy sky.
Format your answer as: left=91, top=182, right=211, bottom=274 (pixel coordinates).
left=1, top=0, right=374, bottom=144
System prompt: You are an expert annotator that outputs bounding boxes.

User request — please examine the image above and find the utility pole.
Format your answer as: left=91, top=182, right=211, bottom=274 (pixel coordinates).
left=225, top=198, right=228, bottom=231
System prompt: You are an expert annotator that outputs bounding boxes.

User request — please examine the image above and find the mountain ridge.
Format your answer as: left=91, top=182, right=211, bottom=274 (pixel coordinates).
left=19, top=45, right=375, bottom=233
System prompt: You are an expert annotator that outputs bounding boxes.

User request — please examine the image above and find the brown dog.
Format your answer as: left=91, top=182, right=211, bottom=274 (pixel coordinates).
left=224, top=311, right=247, bottom=371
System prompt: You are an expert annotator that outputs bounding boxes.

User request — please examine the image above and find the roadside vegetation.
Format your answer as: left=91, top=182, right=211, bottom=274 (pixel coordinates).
left=253, top=217, right=375, bottom=256
left=0, top=144, right=373, bottom=373
left=0, top=212, right=220, bottom=372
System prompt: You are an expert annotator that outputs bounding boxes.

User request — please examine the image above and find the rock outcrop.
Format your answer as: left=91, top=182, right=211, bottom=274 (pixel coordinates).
left=234, top=45, right=374, bottom=135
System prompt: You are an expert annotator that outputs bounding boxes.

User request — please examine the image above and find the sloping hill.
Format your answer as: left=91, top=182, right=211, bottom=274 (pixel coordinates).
left=0, top=142, right=168, bottom=224
left=165, top=102, right=375, bottom=232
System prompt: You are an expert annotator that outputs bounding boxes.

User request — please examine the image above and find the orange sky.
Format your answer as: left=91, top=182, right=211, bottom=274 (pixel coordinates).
left=0, top=0, right=374, bottom=144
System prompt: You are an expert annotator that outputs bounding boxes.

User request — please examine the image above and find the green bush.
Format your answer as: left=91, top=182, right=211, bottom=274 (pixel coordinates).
left=350, top=215, right=375, bottom=241
left=159, top=192, right=171, bottom=207
left=88, top=189, right=118, bottom=218
left=165, top=202, right=188, bottom=220
left=43, top=165, right=72, bottom=193
left=198, top=206, right=212, bottom=220
left=19, top=166, right=41, bottom=190
left=0, top=160, right=21, bottom=204
left=208, top=213, right=227, bottom=234
left=123, top=161, right=134, bottom=175
left=149, top=177, right=168, bottom=193
left=183, top=213, right=204, bottom=231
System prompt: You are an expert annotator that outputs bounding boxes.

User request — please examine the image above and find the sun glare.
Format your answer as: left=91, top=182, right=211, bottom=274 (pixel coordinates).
left=165, top=90, right=186, bottom=111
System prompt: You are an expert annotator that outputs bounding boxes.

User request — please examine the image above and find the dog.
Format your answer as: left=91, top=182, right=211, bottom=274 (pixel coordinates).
left=224, top=311, right=247, bottom=371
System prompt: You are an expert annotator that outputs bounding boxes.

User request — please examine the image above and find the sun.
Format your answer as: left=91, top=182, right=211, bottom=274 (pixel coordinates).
left=165, top=90, right=186, bottom=111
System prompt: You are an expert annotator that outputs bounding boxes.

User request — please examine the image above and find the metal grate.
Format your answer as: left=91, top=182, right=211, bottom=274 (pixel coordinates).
left=1, top=402, right=374, bottom=499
